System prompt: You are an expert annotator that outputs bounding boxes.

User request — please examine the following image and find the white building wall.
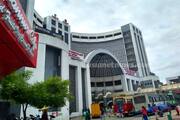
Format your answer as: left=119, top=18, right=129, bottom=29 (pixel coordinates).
left=86, top=64, right=92, bottom=110
left=24, top=33, right=71, bottom=119
left=26, top=0, right=35, bottom=27
left=129, top=24, right=144, bottom=77
left=69, top=59, right=86, bottom=117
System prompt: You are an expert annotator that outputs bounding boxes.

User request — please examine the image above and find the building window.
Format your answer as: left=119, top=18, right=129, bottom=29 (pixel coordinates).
left=73, top=35, right=80, bottom=38
left=97, top=36, right=104, bottom=39
left=89, top=36, right=96, bottom=39
left=91, top=82, right=95, bottom=87
left=115, top=80, right=121, bottom=85
left=105, top=34, right=113, bottom=38
left=114, top=32, right=121, bottom=36
left=51, top=27, right=56, bottom=33
left=58, top=23, right=62, bottom=28
left=64, top=25, right=69, bottom=31
left=105, top=81, right=113, bottom=86
left=96, top=82, right=104, bottom=87
left=51, top=19, right=56, bottom=26
left=58, top=30, right=62, bottom=35
left=81, top=36, right=88, bottom=39
left=65, top=33, right=69, bottom=44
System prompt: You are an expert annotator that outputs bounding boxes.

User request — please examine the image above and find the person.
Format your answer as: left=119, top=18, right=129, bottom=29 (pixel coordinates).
left=100, top=106, right=105, bottom=120
left=141, top=106, right=148, bottom=120
left=157, top=105, right=163, bottom=117
left=87, top=108, right=91, bottom=120
left=152, top=104, right=158, bottom=120
left=118, top=107, right=123, bottom=118
left=113, top=104, right=118, bottom=116
left=176, top=105, right=180, bottom=115
left=41, top=109, right=48, bottom=120
left=83, top=108, right=91, bottom=120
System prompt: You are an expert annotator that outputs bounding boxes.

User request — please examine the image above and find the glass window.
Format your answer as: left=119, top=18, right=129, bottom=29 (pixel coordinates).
left=97, top=36, right=104, bottom=39
left=58, top=23, right=62, bottom=28
left=64, top=25, right=69, bottom=31
left=114, top=32, right=121, bottom=36
left=58, top=30, right=62, bottom=35
left=89, top=36, right=96, bottom=39
left=134, top=95, right=146, bottom=104
left=96, top=82, right=104, bottom=87
left=91, top=82, right=95, bottom=87
left=105, top=81, right=113, bottom=86
left=81, top=36, right=88, bottom=39
left=105, top=34, right=113, bottom=38
left=51, top=19, right=56, bottom=25
left=51, top=27, right=56, bottom=33
left=65, top=33, right=69, bottom=44
left=115, top=80, right=121, bottom=85
left=73, top=35, right=80, bottom=38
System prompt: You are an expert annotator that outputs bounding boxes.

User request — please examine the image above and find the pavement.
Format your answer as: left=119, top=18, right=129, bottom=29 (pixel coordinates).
left=92, top=110, right=180, bottom=120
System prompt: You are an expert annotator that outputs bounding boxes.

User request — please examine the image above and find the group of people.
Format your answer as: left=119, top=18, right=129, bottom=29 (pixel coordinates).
left=141, top=104, right=180, bottom=120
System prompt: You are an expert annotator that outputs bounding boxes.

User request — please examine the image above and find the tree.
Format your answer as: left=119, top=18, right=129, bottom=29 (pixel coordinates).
left=30, top=76, right=71, bottom=109
left=0, top=71, right=33, bottom=120
left=0, top=71, right=71, bottom=120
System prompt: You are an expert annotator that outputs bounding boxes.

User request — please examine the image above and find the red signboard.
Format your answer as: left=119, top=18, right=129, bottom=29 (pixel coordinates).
left=69, top=50, right=84, bottom=61
left=0, top=0, right=39, bottom=78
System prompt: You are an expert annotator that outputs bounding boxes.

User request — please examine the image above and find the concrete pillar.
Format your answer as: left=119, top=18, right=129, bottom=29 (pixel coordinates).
left=86, top=64, right=92, bottom=110
left=122, top=76, right=128, bottom=92
left=152, top=80, right=155, bottom=88
left=77, top=66, right=83, bottom=114
left=61, top=50, right=70, bottom=120
left=130, top=80, right=133, bottom=91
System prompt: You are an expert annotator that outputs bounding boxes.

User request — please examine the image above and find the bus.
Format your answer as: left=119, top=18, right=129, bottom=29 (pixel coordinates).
left=133, top=92, right=176, bottom=114
left=113, top=94, right=135, bottom=116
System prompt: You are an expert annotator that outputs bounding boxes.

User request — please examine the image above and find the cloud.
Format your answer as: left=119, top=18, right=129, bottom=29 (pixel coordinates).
left=35, top=0, right=180, bottom=83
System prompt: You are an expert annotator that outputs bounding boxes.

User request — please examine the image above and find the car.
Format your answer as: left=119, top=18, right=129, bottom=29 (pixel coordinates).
left=156, top=103, right=171, bottom=112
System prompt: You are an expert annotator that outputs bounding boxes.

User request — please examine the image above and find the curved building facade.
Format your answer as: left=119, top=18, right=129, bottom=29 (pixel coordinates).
left=1, top=1, right=160, bottom=120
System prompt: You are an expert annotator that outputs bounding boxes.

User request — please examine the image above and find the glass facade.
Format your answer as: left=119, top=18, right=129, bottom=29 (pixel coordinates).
left=45, top=46, right=61, bottom=80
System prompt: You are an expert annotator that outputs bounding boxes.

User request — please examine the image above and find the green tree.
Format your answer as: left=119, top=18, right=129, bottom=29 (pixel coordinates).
left=0, top=71, right=71, bottom=120
left=0, top=71, right=33, bottom=120
left=30, top=76, right=71, bottom=108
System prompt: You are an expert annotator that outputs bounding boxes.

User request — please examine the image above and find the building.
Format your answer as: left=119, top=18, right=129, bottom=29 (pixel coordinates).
left=0, top=0, right=161, bottom=119
left=166, top=75, right=180, bottom=84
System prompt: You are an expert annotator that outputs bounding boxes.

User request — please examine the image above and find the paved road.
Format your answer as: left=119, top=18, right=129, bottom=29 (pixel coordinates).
left=92, top=110, right=180, bottom=120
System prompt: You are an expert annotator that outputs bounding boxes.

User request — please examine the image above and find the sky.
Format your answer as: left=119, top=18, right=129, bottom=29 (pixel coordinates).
left=35, top=0, right=180, bottom=83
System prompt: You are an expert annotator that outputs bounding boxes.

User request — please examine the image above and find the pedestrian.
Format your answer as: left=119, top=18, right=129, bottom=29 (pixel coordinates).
left=176, top=105, right=180, bottom=115
left=100, top=106, right=105, bottom=120
left=83, top=108, right=91, bottom=120
left=157, top=106, right=163, bottom=117
left=152, top=104, right=158, bottom=120
left=87, top=108, right=91, bottom=120
left=41, top=109, right=48, bottom=120
left=141, top=106, right=148, bottom=120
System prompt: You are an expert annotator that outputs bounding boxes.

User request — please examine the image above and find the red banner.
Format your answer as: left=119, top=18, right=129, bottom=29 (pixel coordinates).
left=0, top=0, right=39, bottom=78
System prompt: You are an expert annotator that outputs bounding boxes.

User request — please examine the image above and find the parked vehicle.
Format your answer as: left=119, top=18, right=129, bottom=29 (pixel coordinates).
left=122, top=102, right=135, bottom=116
left=156, top=103, right=171, bottom=112
left=91, top=103, right=101, bottom=118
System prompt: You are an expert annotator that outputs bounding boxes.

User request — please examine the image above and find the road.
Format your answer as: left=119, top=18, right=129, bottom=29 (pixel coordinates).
left=92, top=110, right=180, bottom=120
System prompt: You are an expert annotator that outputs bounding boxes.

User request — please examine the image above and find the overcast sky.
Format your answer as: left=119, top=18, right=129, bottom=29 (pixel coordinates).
left=35, top=0, right=180, bottom=83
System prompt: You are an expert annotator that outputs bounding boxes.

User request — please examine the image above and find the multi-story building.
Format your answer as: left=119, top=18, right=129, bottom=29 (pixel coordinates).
left=0, top=0, right=160, bottom=120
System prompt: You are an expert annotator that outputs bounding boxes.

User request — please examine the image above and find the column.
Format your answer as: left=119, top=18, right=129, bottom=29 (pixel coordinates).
left=61, top=50, right=70, bottom=120
left=86, top=64, right=92, bottom=110
left=130, top=80, right=133, bottom=91
left=77, top=66, right=83, bottom=114
left=122, top=76, right=128, bottom=92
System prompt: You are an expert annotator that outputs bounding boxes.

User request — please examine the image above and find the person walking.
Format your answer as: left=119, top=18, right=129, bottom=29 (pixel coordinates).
left=141, top=106, right=148, bottom=120
left=176, top=105, right=180, bottom=115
